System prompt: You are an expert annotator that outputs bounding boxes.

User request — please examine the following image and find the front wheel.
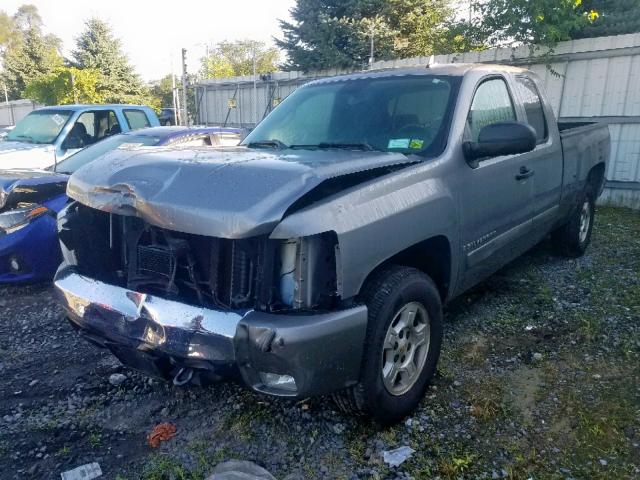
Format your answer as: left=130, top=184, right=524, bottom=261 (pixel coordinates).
left=333, top=266, right=443, bottom=424
left=552, top=185, right=595, bottom=257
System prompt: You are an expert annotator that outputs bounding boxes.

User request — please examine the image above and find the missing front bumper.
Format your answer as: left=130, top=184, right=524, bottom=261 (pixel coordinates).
left=54, top=267, right=368, bottom=398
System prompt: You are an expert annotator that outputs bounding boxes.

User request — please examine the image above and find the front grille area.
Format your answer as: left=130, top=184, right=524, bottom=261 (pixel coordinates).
left=59, top=204, right=275, bottom=310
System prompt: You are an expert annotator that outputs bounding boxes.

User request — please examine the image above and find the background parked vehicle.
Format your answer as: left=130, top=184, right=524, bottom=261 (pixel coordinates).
left=55, top=64, right=609, bottom=423
left=158, top=108, right=177, bottom=126
left=0, top=126, right=14, bottom=140
left=0, top=126, right=242, bottom=284
left=0, top=104, right=160, bottom=171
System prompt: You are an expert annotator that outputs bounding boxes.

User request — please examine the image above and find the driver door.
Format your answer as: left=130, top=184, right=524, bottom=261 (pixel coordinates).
left=60, top=110, right=121, bottom=160
left=457, top=76, right=536, bottom=291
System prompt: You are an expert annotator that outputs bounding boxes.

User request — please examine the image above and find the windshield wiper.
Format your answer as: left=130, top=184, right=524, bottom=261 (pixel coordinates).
left=290, top=142, right=377, bottom=151
left=244, top=139, right=288, bottom=149
left=11, top=134, right=35, bottom=143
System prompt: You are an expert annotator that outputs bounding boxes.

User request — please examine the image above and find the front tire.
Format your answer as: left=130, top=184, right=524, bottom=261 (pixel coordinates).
left=552, top=185, right=595, bottom=258
left=333, top=266, right=443, bottom=424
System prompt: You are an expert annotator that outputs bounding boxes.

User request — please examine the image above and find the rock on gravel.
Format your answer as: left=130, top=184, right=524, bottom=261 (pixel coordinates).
left=207, top=460, right=277, bottom=480
left=108, top=373, right=126, bottom=386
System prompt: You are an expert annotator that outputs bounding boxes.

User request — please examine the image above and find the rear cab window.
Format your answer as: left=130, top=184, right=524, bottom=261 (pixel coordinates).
left=124, top=109, right=151, bottom=130
left=515, top=75, right=548, bottom=144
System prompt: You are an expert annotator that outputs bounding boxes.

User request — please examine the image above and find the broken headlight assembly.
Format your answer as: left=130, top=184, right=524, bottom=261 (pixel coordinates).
left=0, top=203, right=51, bottom=234
left=276, top=233, right=339, bottom=311
left=0, top=188, right=7, bottom=210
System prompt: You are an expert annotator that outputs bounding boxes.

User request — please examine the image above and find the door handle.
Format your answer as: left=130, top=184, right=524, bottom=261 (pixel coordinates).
left=515, top=166, right=535, bottom=180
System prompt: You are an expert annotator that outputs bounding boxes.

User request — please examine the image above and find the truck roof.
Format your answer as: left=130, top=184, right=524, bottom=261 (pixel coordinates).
left=308, top=63, right=531, bottom=86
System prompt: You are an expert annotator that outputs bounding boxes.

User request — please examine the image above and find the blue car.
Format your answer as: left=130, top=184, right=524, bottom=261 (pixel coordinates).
left=0, top=126, right=242, bottom=283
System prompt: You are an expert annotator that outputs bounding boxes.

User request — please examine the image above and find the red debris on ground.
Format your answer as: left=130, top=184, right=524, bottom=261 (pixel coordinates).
left=147, top=422, right=177, bottom=448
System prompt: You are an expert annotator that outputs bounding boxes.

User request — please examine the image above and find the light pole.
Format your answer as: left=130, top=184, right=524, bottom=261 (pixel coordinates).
left=369, top=24, right=375, bottom=69
left=252, top=45, right=257, bottom=126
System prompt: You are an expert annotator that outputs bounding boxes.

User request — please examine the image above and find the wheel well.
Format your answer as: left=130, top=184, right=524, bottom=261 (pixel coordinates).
left=362, top=236, right=452, bottom=301
left=588, top=163, right=605, bottom=195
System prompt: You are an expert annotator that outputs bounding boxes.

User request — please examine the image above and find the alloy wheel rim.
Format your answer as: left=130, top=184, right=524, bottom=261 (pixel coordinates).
left=579, top=200, right=591, bottom=244
left=381, top=301, right=431, bottom=396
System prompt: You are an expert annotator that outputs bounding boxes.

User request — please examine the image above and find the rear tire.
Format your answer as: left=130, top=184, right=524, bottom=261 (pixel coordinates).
left=552, top=185, right=595, bottom=258
left=332, top=266, right=443, bottom=425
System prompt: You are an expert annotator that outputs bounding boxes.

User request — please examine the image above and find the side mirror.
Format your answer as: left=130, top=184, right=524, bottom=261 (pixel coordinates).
left=63, top=135, right=84, bottom=150
left=463, top=122, right=536, bottom=166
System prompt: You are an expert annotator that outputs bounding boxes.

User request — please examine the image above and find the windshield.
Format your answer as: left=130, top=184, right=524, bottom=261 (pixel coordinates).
left=55, top=133, right=161, bottom=174
left=242, top=75, right=460, bottom=155
left=6, top=109, right=73, bottom=144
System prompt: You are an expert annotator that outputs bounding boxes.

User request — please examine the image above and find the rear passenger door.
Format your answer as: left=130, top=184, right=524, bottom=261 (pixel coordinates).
left=513, top=75, right=563, bottom=232
left=457, top=76, right=535, bottom=290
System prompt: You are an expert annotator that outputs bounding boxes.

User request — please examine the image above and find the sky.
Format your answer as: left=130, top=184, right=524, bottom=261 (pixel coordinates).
left=3, top=0, right=296, bottom=81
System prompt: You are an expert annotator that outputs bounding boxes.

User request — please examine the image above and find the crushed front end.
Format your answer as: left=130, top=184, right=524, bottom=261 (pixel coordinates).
left=54, top=202, right=367, bottom=397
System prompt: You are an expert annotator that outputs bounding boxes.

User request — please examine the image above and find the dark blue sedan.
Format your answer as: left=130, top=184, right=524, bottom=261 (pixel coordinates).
left=0, top=126, right=242, bottom=283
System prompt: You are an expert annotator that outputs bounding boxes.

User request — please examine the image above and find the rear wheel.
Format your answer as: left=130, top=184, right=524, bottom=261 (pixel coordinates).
left=552, top=185, right=595, bottom=257
left=333, top=266, right=443, bottom=424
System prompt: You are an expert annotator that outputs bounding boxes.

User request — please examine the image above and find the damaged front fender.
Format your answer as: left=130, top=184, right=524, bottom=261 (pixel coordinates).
left=270, top=160, right=460, bottom=300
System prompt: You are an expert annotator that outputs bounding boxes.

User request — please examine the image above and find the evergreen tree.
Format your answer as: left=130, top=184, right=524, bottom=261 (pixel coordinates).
left=0, top=4, right=62, bottom=100
left=277, top=0, right=456, bottom=71
left=277, top=0, right=390, bottom=71
left=2, top=25, right=62, bottom=99
left=72, top=18, right=147, bottom=103
left=385, top=0, right=455, bottom=57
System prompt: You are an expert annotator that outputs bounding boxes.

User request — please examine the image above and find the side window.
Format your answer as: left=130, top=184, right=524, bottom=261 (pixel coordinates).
left=76, top=111, right=95, bottom=137
left=515, top=76, right=548, bottom=143
left=66, top=111, right=95, bottom=148
left=124, top=109, right=151, bottom=130
left=466, top=78, right=516, bottom=142
left=93, top=110, right=121, bottom=141
left=105, top=111, right=122, bottom=137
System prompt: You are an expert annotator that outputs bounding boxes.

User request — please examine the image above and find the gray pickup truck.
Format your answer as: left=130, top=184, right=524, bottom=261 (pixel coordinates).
left=54, top=64, right=609, bottom=423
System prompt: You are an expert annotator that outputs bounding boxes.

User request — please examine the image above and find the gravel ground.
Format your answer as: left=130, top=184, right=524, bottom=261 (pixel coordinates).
left=0, top=206, right=638, bottom=480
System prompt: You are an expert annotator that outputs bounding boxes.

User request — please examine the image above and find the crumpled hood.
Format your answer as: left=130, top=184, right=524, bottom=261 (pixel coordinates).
left=67, top=146, right=415, bottom=238
left=0, top=168, right=69, bottom=210
left=0, top=141, right=55, bottom=170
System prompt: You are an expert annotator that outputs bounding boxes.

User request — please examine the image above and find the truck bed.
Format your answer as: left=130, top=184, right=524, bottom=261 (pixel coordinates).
left=558, top=120, right=610, bottom=207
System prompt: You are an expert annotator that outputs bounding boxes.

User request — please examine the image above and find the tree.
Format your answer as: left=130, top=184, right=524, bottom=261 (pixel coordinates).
left=24, top=66, right=103, bottom=105
left=200, top=40, right=279, bottom=78
left=0, top=11, right=17, bottom=53
left=149, top=74, right=175, bottom=108
left=13, top=4, right=42, bottom=31
left=72, top=18, right=149, bottom=104
left=276, top=0, right=456, bottom=71
left=277, top=0, right=389, bottom=71
left=572, top=0, right=640, bottom=38
left=471, top=0, right=599, bottom=48
left=385, top=0, right=455, bottom=57
left=2, top=25, right=62, bottom=99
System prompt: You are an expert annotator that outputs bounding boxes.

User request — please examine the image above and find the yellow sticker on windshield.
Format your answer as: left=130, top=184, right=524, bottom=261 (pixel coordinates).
left=409, top=139, right=424, bottom=149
